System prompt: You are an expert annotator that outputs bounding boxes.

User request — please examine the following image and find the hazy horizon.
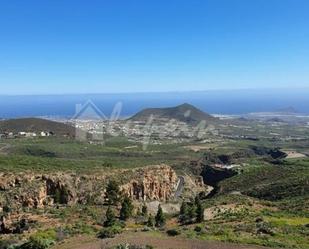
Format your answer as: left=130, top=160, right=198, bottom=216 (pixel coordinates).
left=0, top=87, right=309, bottom=97
left=1, top=88, right=309, bottom=118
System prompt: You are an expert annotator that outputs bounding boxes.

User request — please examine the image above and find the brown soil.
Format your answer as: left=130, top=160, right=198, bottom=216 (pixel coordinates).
left=53, top=232, right=276, bottom=249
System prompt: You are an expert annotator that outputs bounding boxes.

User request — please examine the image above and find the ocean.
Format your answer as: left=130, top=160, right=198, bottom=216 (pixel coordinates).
left=0, top=89, right=308, bottom=119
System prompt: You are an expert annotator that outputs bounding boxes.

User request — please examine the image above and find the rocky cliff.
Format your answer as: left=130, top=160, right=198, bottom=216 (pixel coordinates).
left=121, top=165, right=178, bottom=201
left=0, top=164, right=178, bottom=211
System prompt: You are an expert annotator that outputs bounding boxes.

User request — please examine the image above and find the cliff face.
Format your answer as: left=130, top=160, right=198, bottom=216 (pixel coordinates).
left=121, top=165, right=178, bottom=201
left=201, top=165, right=237, bottom=187
left=0, top=165, right=178, bottom=211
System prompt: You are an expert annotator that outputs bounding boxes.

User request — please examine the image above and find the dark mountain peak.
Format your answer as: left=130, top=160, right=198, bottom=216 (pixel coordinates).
left=174, top=103, right=200, bottom=112
left=130, top=103, right=216, bottom=124
left=177, top=103, right=194, bottom=108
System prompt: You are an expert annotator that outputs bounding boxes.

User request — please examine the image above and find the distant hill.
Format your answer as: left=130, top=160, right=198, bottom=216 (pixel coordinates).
left=0, top=118, right=77, bottom=137
left=130, top=103, right=216, bottom=124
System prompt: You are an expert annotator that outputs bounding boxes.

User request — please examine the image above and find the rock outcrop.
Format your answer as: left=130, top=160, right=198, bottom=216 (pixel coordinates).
left=0, top=164, right=178, bottom=211
left=0, top=214, right=30, bottom=234
left=201, top=164, right=237, bottom=187
left=121, top=165, right=178, bottom=201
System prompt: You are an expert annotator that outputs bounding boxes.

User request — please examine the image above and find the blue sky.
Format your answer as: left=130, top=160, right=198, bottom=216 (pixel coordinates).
left=0, top=0, right=308, bottom=95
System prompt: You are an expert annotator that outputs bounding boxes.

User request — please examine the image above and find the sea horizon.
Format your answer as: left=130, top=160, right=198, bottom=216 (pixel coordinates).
left=1, top=88, right=309, bottom=119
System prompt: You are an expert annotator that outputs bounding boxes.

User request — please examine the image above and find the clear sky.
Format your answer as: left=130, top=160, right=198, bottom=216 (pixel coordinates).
left=0, top=0, right=308, bottom=95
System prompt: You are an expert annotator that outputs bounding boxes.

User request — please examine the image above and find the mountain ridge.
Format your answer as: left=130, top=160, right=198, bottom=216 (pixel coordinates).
left=0, top=118, right=77, bottom=137
left=130, top=103, right=216, bottom=124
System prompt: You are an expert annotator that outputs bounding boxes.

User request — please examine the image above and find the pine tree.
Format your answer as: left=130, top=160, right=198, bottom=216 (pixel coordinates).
left=195, top=196, right=204, bottom=223
left=142, top=204, right=148, bottom=217
left=120, top=196, right=134, bottom=221
left=147, top=214, right=154, bottom=227
left=155, top=204, right=165, bottom=227
left=106, top=180, right=120, bottom=205
left=188, top=203, right=197, bottom=222
left=104, top=205, right=116, bottom=227
left=179, top=201, right=189, bottom=224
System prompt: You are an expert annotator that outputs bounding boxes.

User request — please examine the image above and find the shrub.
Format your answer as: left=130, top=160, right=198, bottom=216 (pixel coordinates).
left=194, top=225, right=203, bottom=233
left=145, top=246, right=154, bottom=249
left=147, top=214, right=154, bottom=227
left=166, top=229, right=180, bottom=236
left=141, top=204, right=148, bottom=217
left=30, top=229, right=57, bottom=241
left=0, top=240, right=18, bottom=249
left=141, top=226, right=151, bottom=232
left=18, top=237, right=55, bottom=249
left=64, top=222, right=96, bottom=235
left=97, top=225, right=122, bottom=239
left=17, top=229, right=57, bottom=249
left=114, top=245, right=129, bottom=249
left=3, top=206, right=12, bottom=213
left=13, top=219, right=30, bottom=234
left=256, top=222, right=275, bottom=236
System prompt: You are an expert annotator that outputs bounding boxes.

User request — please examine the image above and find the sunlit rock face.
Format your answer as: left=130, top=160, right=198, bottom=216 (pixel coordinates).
left=121, top=165, right=178, bottom=201
left=0, top=164, right=179, bottom=213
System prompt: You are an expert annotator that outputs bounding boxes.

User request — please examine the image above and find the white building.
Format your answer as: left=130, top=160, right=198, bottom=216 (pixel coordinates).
left=40, top=131, right=49, bottom=137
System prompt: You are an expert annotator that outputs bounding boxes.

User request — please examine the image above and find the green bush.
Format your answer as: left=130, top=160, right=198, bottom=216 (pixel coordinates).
left=98, top=225, right=123, bottom=239
left=147, top=214, right=154, bottom=227
left=0, top=240, right=18, bottom=249
left=15, top=229, right=57, bottom=249
left=145, top=246, right=154, bottom=249
left=64, top=222, right=96, bottom=235
left=18, top=237, right=55, bottom=249
left=194, top=225, right=203, bottom=233
left=256, top=222, right=275, bottom=236
left=31, top=229, right=57, bottom=241
left=141, top=204, right=148, bottom=217
left=166, top=229, right=181, bottom=236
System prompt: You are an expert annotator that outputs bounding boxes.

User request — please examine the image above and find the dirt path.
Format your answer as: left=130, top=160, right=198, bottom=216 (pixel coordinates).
left=54, top=232, right=276, bottom=249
